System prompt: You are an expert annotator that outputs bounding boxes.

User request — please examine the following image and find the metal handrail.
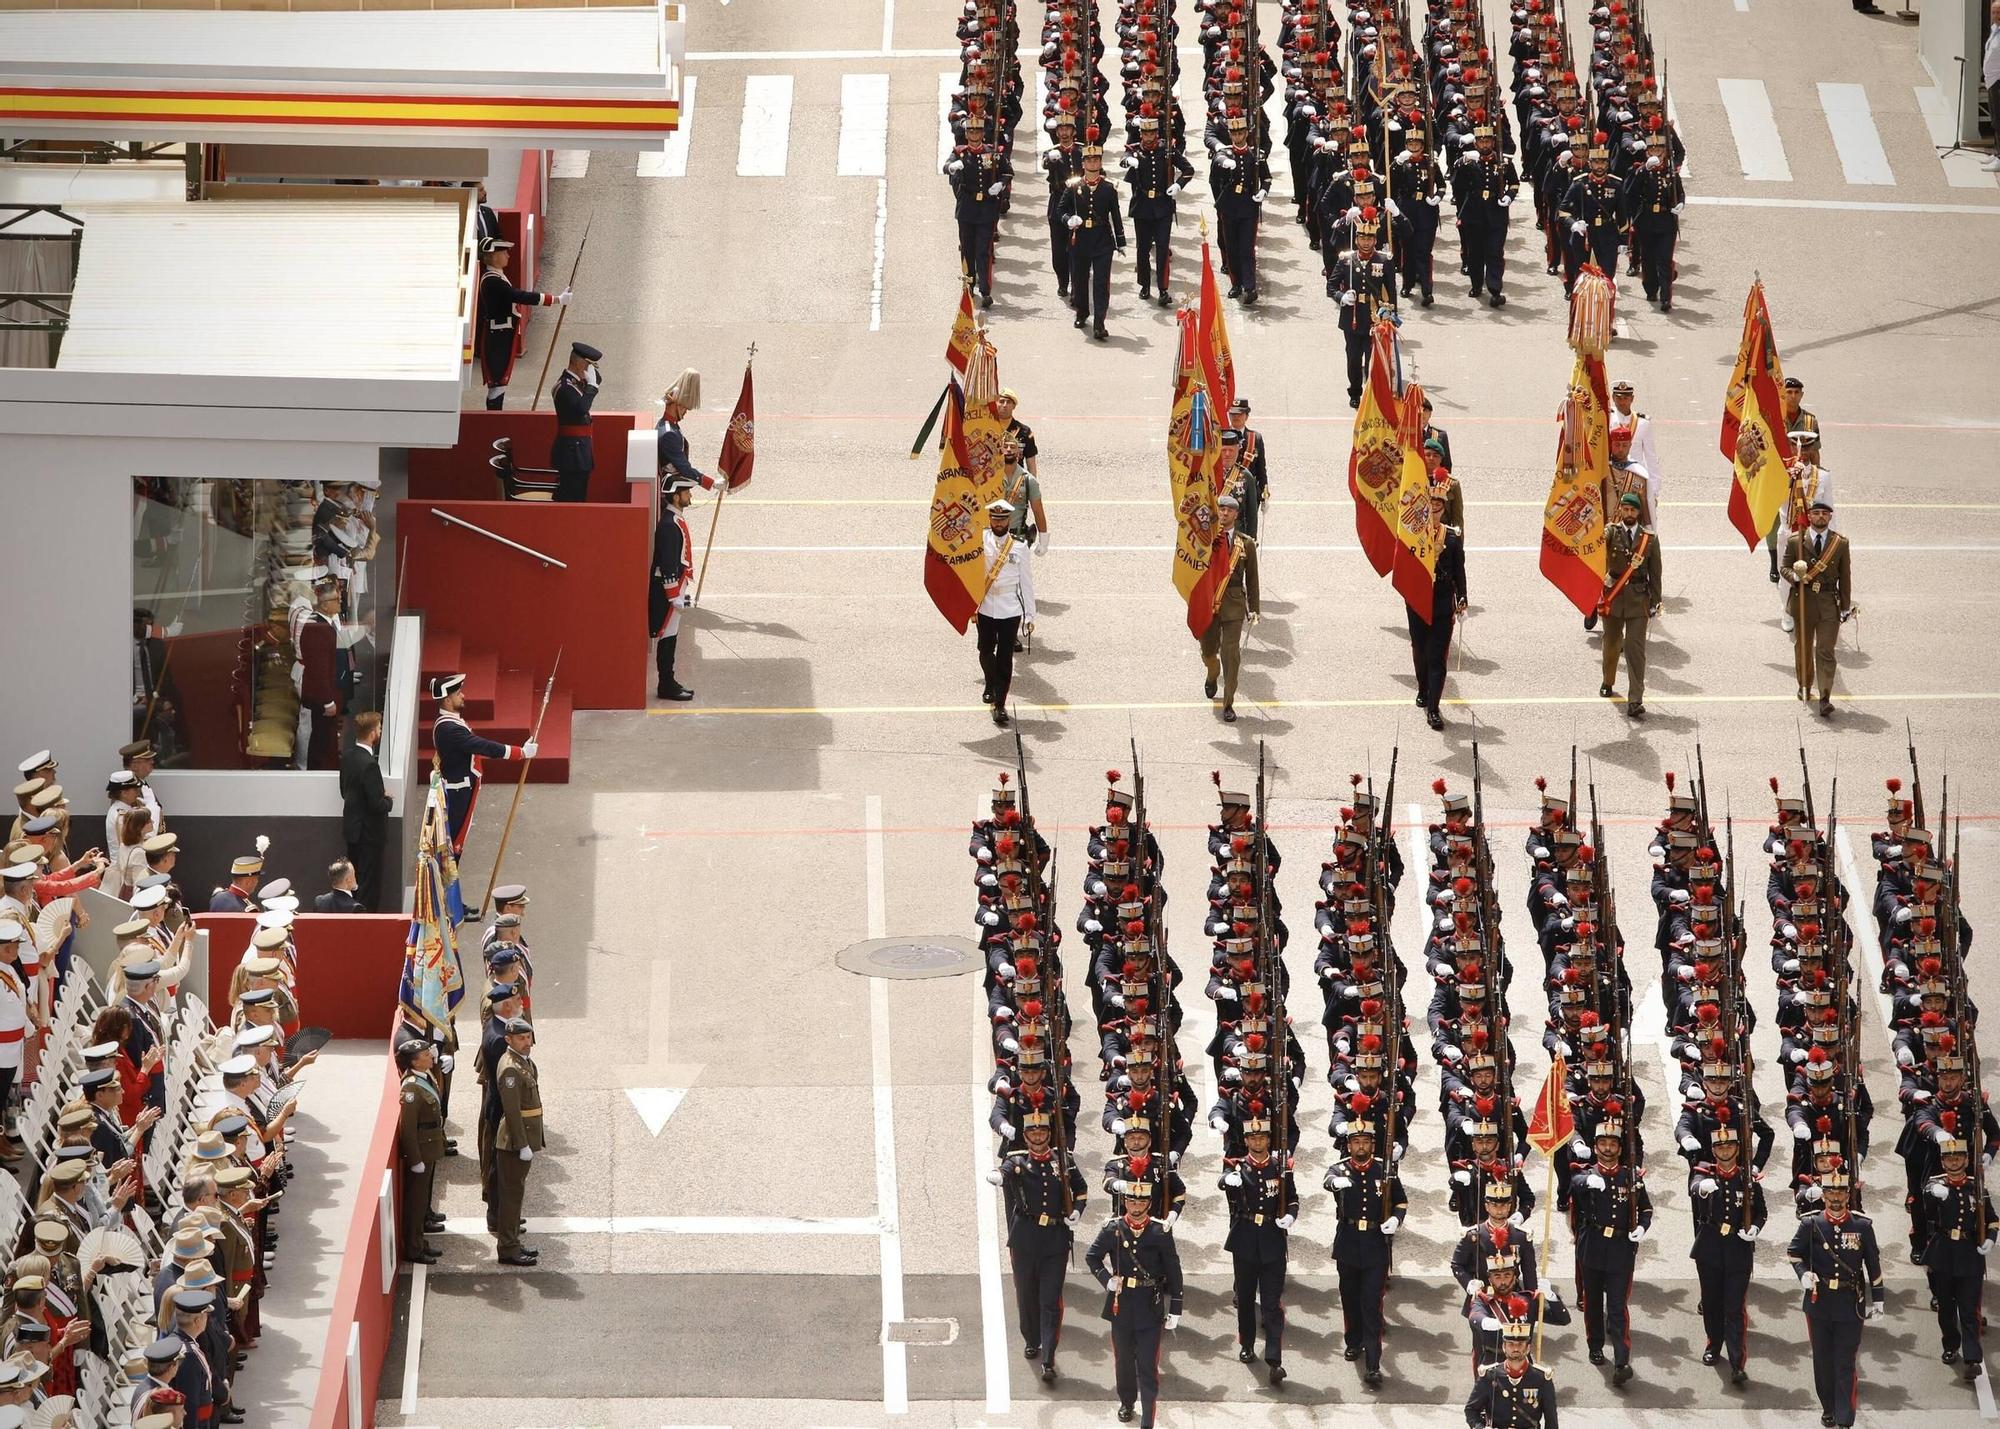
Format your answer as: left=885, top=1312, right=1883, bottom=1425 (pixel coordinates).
left=432, top=509, right=568, bottom=569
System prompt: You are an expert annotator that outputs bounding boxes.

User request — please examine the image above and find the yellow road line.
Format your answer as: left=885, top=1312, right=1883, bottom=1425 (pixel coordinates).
left=649, top=692, right=2000, bottom=717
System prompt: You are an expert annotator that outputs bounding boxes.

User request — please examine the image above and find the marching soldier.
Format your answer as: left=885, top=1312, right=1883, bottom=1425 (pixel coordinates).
left=1781, top=498, right=1852, bottom=718
left=1199, top=494, right=1261, bottom=724
left=430, top=674, right=537, bottom=856
left=1464, top=1321, right=1560, bottom=1426
left=1623, top=131, right=1684, bottom=310
left=1329, top=210, right=1398, bottom=409
left=1452, top=120, right=1520, bottom=307
left=1123, top=106, right=1194, bottom=305
left=1591, top=492, right=1662, bottom=719
left=1390, top=129, right=1445, bottom=306
left=549, top=342, right=602, bottom=503
left=1787, top=1162, right=1883, bottom=1428
left=1569, top=1109, right=1651, bottom=1384
left=948, top=141, right=1009, bottom=307
left=474, top=239, right=566, bottom=410
left=1060, top=131, right=1126, bottom=340
left=1042, top=113, right=1086, bottom=298
left=1917, top=1116, right=1996, bottom=1380
left=1221, top=1111, right=1298, bottom=1382
left=1325, top=1120, right=1408, bottom=1387
left=491, top=1017, right=544, bottom=1267
left=1409, top=485, right=1468, bottom=731
left=1557, top=134, right=1625, bottom=297
left=1085, top=1187, right=1185, bottom=1428
left=989, top=1104, right=1087, bottom=1383
left=396, top=1038, right=446, bottom=1265
left=1688, top=1123, right=1765, bottom=1383
left=1214, top=112, right=1273, bottom=306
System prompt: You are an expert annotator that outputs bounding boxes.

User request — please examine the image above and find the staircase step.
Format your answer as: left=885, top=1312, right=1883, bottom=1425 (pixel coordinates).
left=486, top=670, right=536, bottom=740
left=418, top=628, right=462, bottom=681
left=418, top=648, right=498, bottom=723
left=484, top=692, right=572, bottom=784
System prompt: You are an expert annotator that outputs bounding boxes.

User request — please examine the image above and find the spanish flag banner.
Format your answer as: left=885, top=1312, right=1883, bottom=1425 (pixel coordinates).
left=946, top=282, right=979, bottom=375
left=1197, top=238, right=1235, bottom=416
left=1722, top=281, right=1794, bottom=548
left=1349, top=322, right=1439, bottom=610
left=923, top=381, right=985, bottom=633
left=1539, top=350, right=1611, bottom=615
left=1168, top=310, right=1224, bottom=637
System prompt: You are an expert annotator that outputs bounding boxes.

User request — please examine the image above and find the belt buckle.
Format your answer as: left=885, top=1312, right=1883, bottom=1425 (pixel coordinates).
left=1254, top=1214, right=1264, bottom=1225
left=1038, top=1213, right=1050, bottom=1226
left=1603, top=1225, right=1614, bottom=1237
left=1721, top=1222, right=1733, bottom=1236
left=1953, top=1229, right=1964, bottom=1241
left=1357, top=1220, right=1369, bottom=1232
left=1149, top=189, right=1157, bottom=199
left=1827, top=1277, right=1839, bottom=1289
left=1126, top=1276, right=1139, bottom=1288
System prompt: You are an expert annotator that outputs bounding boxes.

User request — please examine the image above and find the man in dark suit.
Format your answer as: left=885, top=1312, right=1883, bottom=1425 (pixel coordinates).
left=315, top=860, right=366, bottom=915
left=339, top=710, right=392, bottom=909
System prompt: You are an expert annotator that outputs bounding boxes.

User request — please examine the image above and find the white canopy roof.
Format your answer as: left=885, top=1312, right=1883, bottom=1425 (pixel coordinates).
left=0, top=161, right=186, bottom=237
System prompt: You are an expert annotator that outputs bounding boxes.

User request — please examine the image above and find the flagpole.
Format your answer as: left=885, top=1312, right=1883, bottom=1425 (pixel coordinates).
left=693, top=343, right=755, bottom=607
left=475, top=648, right=561, bottom=917
left=1533, top=1152, right=1556, bottom=1361
left=529, top=207, right=597, bottom=412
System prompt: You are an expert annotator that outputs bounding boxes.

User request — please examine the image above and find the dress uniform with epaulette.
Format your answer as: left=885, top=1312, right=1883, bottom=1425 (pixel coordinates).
left=1622, top=137, right=1684, bottom=308
left=1122, top=111, right=1194, bottom=303
left=992, top=1109, right=1088, bottom=1381
left=1325, top=1122, right=1408, bottom=1384
left=1787, top=1164, right=1883, bottom=1427
left=1568, top=1110, right=1651, bottom=1381
left=1084, top=1198, right=1185, bottom=1427
left=1329, top=214, right=1398, bottom=408
left=1390, top=133, right=1445, bottom=304
left=1462, top=1322, right=1560, bottom=1426
left=473, top=240, right=561, bottom=410
left=430, top=674, right=532, bottom=855
left=1451, top=128, right=1519, bottom=305
left=1688, top=1125, right=1766, bottom=1381
left=1556, top=140, right=1625, bottom=292
left=1918, top=1119, right=1997, bottom=1378
left=1059, top=134, right=1126, bottom=339
left=1221, top=1116, right=1298, bottom=1380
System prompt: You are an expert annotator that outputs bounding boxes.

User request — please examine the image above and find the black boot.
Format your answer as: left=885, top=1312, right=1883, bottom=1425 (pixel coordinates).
left=656, top=635, right=694, bottom=701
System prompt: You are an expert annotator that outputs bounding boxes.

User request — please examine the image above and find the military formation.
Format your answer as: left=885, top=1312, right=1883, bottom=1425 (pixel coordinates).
left=974, top=734, right=1985, bottom=1425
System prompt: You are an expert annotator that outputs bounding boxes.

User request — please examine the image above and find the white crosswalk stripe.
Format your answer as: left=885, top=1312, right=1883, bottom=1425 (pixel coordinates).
left=1717, top=77, right=1792, bottom=182
left=1818, top=81, right=1894, bottom=186
left=550, top=149, right=590, bottom=179
left=736, top=73, right=795, bottom=177
left=838, top=72, right=891, bottom=177
left=638, top=73, right=698, bottom=178
left=937, top=71, right=957, bottom=171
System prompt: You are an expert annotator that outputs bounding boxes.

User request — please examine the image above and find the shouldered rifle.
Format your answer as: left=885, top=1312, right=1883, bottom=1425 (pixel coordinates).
left=1907, top=720, right=1927, bottom=829
left=1796, top=731, right=1816, bottom=829
left=1470, top=744, right=1513, bottom=1185
left=1013, top=723, right=1072, bottom=1213
left=1253, top=742, right=1290, bottom=1154
left=1947, top=816, right=1985, bottom=1240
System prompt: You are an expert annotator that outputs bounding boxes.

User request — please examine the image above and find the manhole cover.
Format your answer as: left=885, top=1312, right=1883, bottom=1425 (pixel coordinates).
left=835, top=936, right=982, bottom=980
left=884, top=1317, right=959, bottom=1346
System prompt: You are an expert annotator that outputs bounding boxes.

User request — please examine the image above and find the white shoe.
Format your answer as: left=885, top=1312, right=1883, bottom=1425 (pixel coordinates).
left=1983, top=154, right=2000, bottom=171
left=1781, top=613, right=1795, bottom=633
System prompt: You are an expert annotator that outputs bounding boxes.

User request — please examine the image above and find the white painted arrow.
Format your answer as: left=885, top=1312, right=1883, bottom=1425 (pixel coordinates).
left=626, top=1086, right=689, bottom=1137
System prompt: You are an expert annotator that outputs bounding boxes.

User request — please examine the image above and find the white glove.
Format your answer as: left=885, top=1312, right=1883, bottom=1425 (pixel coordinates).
left=1331, top=1175, right=1354, bottom=1190
left=1981, top=1238, right=1997, bottom=1257
left=1067, top=1210, right=1082, bottom=1227
left=1782, top=958, right=1801, bottom=974
left=984, top=1168, right=1003, bottom=1185
left=999, top=1120, right=1017, bottom=1140
left=1570, top=221, right=1586, bottom=236
left=1800, top=1271, right=1819, bottom=1290
left=1066, top=215, right=1084, bottom=230
left=1509, top=1210, right=1527, bottom=1228
left=1215, top=985, right=1240, bottom=1002
left=1452, top=1169, right=1472, bottom=1186
left=975, top=846, right=994, bottom=863
left=1210, top=1113, right=1231, bottom=1132
left=1676, top=966, right=1695, bottom=983
left=1276, top=1213, right=1295, bottom=1230
left=1672, top=204, right=1685, bottom=216
left=1930, top=1181, right=1953, bottom=1200
left=1551, top=893, right=1570, bottom=909
left=1862, top=1300, right=1878, bottom=1320
left=1166, top=183, right=1181, bottom=197
left=1530, top=844, right=1550, bottom=860
left=1897, top=1046, right=1916, bottom=1068
left=1781, top=924, right=1799, bottom=942
left=1741, top=1224, right=1760, bottom=1241
left=586, top=364, right=600, bottom=388
left=1340, top=291, right=1357, bottom=307
left=1041, top=147, right=1059, bottom=166
left=1343, top=1078, right=1360, bottom=1093
left=410, top=1162, right=426, bottom=1174
left=1789, top=1048, right=1807, bottom=1064
left=1680, top=1135, right=1702, bottom=1152
left=1793, top=1123, right=1812, bottom=1141
left=555, top=288, right=572, bottom=305
left=1628, top=1224, right=1647, bottom=1243
left=1465, top=1278, right=1484, bottom=1298
left=1895, top=906, right=1915, bottom=925
left=1387, top=200, right=1402, bottom=219
left=1668, top=889, right=1691, bottom=906
left=1034, top=532, right=1049, bottom=556
left=1553, top=1039, right=1573, bottom=1059
left=164, top=619, right=185, bottom=638
left=947, top=159, right=965, bottom=174
left=1112, top=1178, right=1133, bottom=1194
left=1803, top=1182, right=1824, bottom=1203
left=1163, top=1210, right=1179, bottom=1229
left=1320, top=965, right=1338, bottom=982
left=1936, top=1127, right=1956, bottom=1146
left=1219, top=155, right=1238, bottom=171
left=1119, top=156, right=1138, bottom=171
left=994, top=1006, right=1016, bottom=1024
left=988, top=182, right=1006, bottom=196
left=519, top=1146, right=534, bottom=1162
left=1911, top=1090, right=1934, bottom=1104
left=1694, top=1177, right=1718, bottom=1196
left=1253, top=188, right=1269, bottom=203
left=1223, top=1170, right=1243, bottom=1187
left=1381, top=1216, right=1400, bottom=1235
left=992, top=1075, right=1013, bottom=1095
left=1164, top=1313, right=1181, bottom=1330
left=521, top=740, right=540, bottom=760
left=1480, top=1316, right=1502, bottom=1332
left=1441, top=1044, right=1463, bottom=1062
left=1499, top=196, right=1513, bottom=207
left=1345, top=205, right=1362, bottom=222
left=1585, top=1173, right=1606, bottom=1191
left=1110, top=1118, right=1128, bottom=1136
left=1572, top=1140, right=1591, bottom=1159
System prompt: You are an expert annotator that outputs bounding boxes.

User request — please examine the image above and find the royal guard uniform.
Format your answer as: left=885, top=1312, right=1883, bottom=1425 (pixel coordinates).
left=1122, top=107, right=1194, bottom=304
left=1787, top=1162, right=1883, bottom=1428
left=1220, top=1110, right=1298, bottom=1382
left=473, top=238, right=561, bottom=409
left=1623, top=132, right=1683, bottom=309
left=1390, top=132, right=1445, bottom=305
left=1213, top=114, right=1273, bottom=305
left=1452, top=122, right=1519, bottom=305
left=1917, top=1114, right=1997, bottom=1380
left=949, top=141, right=1009, bottom=304
left=992, top=1106, right=1087, bottom=1383
left=650, top=472, right=699, bottom=702
left=1060, top=130, right=1126, bottom=339
left=1688, top=1123, right=1766, bottom=1382
left=430, top=673, right=532, bottom=856
left=1085, top=1194, right=1185, bottom=1428
left=549, top=342, right=602, bottom=503
left=1042, top=117, right=1086, bottom=295
left=1556, top=136, right=1626, bottom=295
left=1463, top=1321, right=1560, bottom=1426
left=1325, top=1120, right=1408, bottom=1385
left=1568, top=1109, right=1651, bottom=1382
left=1328, top=210, right=1397, bottom=408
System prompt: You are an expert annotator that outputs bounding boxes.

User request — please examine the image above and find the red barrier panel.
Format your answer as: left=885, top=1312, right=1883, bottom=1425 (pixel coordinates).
left=408, top=410, right=641, bottom=507
left=196, top=913, right=409, bottom=1037
left=396, top=493, right=650, bottom=711
left=158, top=627, right=254, bottom=771
left=306, top=1026, right=403, bottom=1429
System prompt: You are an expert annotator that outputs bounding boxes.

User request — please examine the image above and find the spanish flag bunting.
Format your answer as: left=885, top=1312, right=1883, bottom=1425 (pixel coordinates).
left=946, top=281, right=979, bottom=375
left=1722, top=282, right=1794, bottom=549
left=923, top=380, right=985, bottom=633
left=1168, top=309, right=1224, bottom=637
left=1197, top=238, right=1235, bottom=416
left=1348, top=322, right=1439, bottom=610
left=1538, top=349, right=1611, bottom=615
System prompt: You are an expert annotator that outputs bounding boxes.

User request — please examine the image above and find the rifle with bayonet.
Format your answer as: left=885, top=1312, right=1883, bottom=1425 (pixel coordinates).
left=1254, top=743, right=1290, bottom=1155
left=1907, top=720, right=1927, bottom=830
left=1013, top=724, right=1072, bottom=1213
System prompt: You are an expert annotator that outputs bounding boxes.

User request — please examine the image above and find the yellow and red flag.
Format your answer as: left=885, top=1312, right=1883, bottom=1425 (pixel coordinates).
left=1526, top=1053, right=1576, bottom=1155
left=1348, top=323, right=1439, bottom=611
left=946, top=282, right=979, bottom=375
left=1197, top=239, right=1235, bottom=416
left=1722, top=281, right=1794, bottom=548
left=1168, top=310, right=1225, bottom=636
left=1538, top=350, right=1611, bottom=615
left=716, top=359, right=756, bottom=490
left=924, top=381, right=985, bottom=633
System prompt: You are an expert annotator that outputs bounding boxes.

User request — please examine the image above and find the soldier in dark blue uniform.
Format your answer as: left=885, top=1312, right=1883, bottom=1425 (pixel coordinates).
left=1787, top=1164, right=1883, bottom=1426
left=1622, top=131, right=1684, bottom=310
left=1390, top=129, right=1445, bottom=307
left=430, top=674, right=534, bottom=856
left=1568, top=1110, right=1651, bottom=1383
left=1222, top=1110, right=1298, bottom=1382
left=1452, top=121, right=1520, bottom=306
left=474, top=238, right=564, bottom=410
left=1213, top=113, right=1272, bottom=306
left=549, top=342, right=602, bottom=503
left=1325, top=1118, right=1408, bottom=1386
left=167, top=1289, right=219, bottom=1426
left=947, top=141, right=1008, bottom=306
left=1060, top=133, right=1125, bottom=340
left=1688, top=1122, right=1766, bottom=1383
left=1918, top=1117, right=1997, bottom=1379
left=1557, top=136, right=1627, bottom=298
left=1464, top=1320, right=1560, bottom=1425
left=991, top=1104, right=1087, bottom=1384
left=1042, top=113, right=1086, bottom=296
left=650, top=473, right=699, bottom=701
left=1122, top=106, right=1193, bottom=305
left=1085, top=1189, right=1185, bottom=1427
left=1329, top=210, right=1398, bottom=409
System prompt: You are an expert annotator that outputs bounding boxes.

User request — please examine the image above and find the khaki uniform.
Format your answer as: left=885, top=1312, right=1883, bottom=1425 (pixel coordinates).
left=1783, top=528, right=1851, bottom=701
left=492, top=1049, right=545, bottom=1257
left=397, top=1071, right=447, bottom=1257
left=1600, top=520, right=1663, bottom=704
left=1199, top=531, right=1262, bottom=711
